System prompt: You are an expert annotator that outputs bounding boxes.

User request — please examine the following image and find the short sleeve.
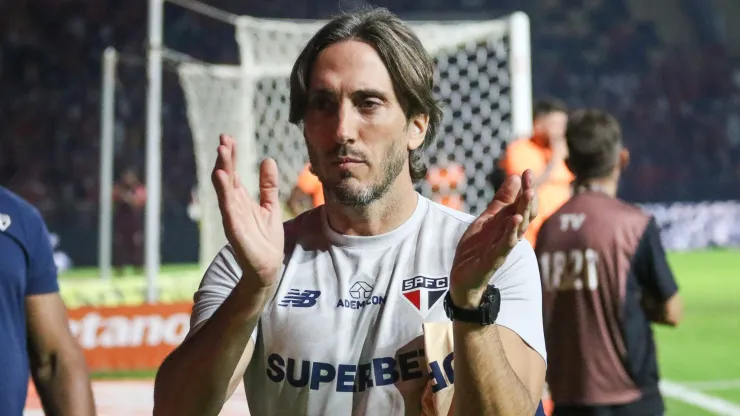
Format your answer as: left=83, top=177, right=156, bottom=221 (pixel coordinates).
left=25, top=208, right=59, bottom=296
left=190, top=245, right=258, bottom=343
left=489, top=239, right=547, bottom=363
left=632, top=217, right=679, bottom=302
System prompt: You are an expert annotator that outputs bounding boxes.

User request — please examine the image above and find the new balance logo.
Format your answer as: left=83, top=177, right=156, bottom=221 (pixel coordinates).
left=278, top=289, right=321, bottom=308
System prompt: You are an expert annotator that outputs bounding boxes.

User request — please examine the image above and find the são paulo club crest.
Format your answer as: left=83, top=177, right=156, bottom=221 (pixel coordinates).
left=401, top=276, right=449, bottom=317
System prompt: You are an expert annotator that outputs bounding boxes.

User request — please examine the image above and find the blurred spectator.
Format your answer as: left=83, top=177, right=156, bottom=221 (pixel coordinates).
left=112, top=168, right=146, bottom=274
left=499, top=98, right=572, bottom=246
left=427, top=162, right=466, bottom=211
left=288, top=163, right=325, bottom=217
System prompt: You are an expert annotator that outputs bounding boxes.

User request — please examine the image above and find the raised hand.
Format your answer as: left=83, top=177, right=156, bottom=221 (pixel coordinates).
left=212, top=134, right=284, bottom=287
left=449, top=170, right=536, bottom=308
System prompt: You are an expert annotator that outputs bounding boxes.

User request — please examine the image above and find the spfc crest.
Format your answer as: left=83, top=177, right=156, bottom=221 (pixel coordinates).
left=401, top=276, right=449, bottom=317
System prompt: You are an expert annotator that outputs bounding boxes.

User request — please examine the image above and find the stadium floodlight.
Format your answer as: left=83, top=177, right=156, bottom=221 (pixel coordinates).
left=98, top=0, right=533, bottom=300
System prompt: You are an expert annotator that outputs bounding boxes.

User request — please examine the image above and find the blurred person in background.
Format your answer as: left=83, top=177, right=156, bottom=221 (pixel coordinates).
left=0, top=186, right=94, bottom=415
left=535, top=109, right=682, bottom=416
left=499, top=98, right=573, bottom=246
left=427, top=162, right=466, bottom=211
left=112, top=167, right=146, bottom=275
left=287, top=162, right=325, bottom=216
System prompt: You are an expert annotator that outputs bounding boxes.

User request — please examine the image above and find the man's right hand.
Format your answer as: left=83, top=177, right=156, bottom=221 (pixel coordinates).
left=212, top=134, right=284, bottom=287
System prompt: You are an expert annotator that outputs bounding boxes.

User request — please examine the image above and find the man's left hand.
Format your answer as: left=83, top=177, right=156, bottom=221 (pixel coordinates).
left=449, top=170, right=537, bottom=308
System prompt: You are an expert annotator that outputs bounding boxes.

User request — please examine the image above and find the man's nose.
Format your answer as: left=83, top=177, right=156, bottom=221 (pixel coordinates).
left=332, top=100, right=358, bottom=144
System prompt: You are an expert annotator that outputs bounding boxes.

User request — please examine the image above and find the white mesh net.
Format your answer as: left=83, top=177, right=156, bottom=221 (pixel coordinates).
left=178, top=13, right=532, bottom=268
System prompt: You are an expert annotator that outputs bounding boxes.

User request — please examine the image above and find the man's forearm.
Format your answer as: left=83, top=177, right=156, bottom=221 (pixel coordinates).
left=452, top=323, right=534, bottom=416
left=32, top=350, right=95, bottom=416
left=154, top=280, right=271, bottom=415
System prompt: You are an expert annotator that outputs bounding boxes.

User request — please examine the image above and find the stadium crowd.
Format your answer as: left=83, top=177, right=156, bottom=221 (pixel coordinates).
left=1, top=0, right=739, bottom=232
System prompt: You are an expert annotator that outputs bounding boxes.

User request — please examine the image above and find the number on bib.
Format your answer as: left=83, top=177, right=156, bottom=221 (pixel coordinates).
left=539, top=249, right=599, bottom=291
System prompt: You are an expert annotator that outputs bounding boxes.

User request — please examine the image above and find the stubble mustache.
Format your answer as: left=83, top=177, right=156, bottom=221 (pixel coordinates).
left=328, top=144, right=367, bottom=162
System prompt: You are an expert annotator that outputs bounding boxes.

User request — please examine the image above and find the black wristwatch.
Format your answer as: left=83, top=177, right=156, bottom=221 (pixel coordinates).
left=443, top=284, right=501, bottom=325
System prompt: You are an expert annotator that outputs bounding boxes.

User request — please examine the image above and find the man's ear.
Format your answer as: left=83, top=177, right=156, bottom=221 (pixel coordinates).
left=408, top=114, right=429, bottom=151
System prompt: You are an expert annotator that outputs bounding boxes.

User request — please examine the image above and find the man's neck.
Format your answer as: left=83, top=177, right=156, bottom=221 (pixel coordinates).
left=324, top=178, right=419, bottom=237
left=576, top=176, right=618, bottom=198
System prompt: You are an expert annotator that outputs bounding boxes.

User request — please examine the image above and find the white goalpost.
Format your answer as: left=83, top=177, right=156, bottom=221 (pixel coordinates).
left=98, top=47, right=117, bottom=283
left=144, top=0, right=165, bottom=303
left=98, top=0, right=533, bottom=300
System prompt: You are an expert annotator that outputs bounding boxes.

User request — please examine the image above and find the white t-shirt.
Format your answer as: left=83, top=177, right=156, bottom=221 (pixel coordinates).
left=191, top=194, right=545, bottom=416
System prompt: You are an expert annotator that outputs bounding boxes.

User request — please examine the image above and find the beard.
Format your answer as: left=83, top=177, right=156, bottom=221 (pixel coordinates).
left=306, top=138, right=406, bottom=207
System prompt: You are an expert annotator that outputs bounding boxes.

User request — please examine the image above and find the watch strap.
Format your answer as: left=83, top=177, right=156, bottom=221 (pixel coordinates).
left=443, top=285, right=501, bottom=325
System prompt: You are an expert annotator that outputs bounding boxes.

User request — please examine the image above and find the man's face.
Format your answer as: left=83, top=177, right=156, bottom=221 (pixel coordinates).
left=534, top=111, right=568, bottom=144
left=123, top=171, right=137, bottom=186
left=302, top=40, right=426, bottom=207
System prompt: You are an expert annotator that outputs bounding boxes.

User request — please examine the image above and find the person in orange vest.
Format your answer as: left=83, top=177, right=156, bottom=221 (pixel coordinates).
left=426, top=162, right=466, bottom=211
left=287, top=163, right=325, bottom=217
left=499, top=98, right=572, bottom=247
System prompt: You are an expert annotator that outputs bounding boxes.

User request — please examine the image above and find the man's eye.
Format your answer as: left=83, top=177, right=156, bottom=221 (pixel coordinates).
left=309, top=97, right=332, bottom=110
left=359, top=100, right=380, bottom=110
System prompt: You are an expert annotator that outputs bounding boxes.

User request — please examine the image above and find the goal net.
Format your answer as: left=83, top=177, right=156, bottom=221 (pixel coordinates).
left=178, top=13, right=533, bottom=269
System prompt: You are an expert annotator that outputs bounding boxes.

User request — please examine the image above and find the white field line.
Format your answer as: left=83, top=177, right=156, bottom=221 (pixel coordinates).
left=661, top=380, right=740, bottom=416
left=678, top=379, right=740, bottom=391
